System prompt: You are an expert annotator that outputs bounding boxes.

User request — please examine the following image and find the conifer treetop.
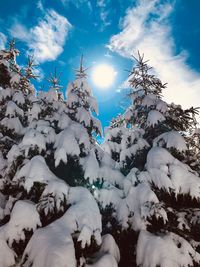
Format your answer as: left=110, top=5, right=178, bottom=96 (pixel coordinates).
left=128, top=51, right=167, bottom=97
left=74, top=55, right=89, bottom=79
left=47, top=67, right=63, bottom=92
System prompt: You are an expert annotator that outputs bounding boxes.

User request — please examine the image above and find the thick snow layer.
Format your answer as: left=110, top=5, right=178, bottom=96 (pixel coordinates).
left=10, top=72, right=20, bottom=85
left=57, top=113, right=71, bottom=129
left=7, top=144, right=21, bottom=163
left=54, top=128, right=80, bottom=167
left=142, top=94, right=156, bottom=107
left=86, top=236, right=120, bottom=267
left=0, top=239, right=16, bottom=267
left=41, top=88, right=58, bottom=102
left=83, top=150, right=124, bottom=187
left=146, top=110, right=165, bottom=127
left=1, top=200, right=41, bottom=246
left=66, top=92, right=79, bottom=108
left=38, top=180, right=69, bottom=215
left=23, top=186, right=102, bottom=267
left=13, top=91, right=25, bottom=105
left=139, top=169, right=173, bottom=192
left=153, top=131, right=187, bottom=152
left=146, top=147, right=175, bottom=170
left=1, top=117, right=24, bottom=134
left=21, top=129, right=46, bottom=156
left=64, top=187, right=102, bottom=248
left=146, top=147, right=200, bottom=199
left=88, top=96, right=98, bottom=115
left=28, top=103, right=41, bottom=122
left=22, top=222, right=76, bottom=267
left=13, top=156, right=58, bottom=192
left=99, top=234, right=120, bottom=263
left=0, top=87, right=13, bottom=102
left=86, top=254, right=118, bottom=267
left=36, top=125, right=56, bottom=144
left=118, top=183, right=167, bottom=230
left=156, top=99, right=168, bottom=113
left=76, top=107, right=91, bottom=127
left=104, top=126, right=148, bottom=163
left=169, top=165, right=200, bottom=198
left=137, top=230, right=200, bottom=267
left=97, top=187, right=123, bottom=210
left=5, top=101, right=24, bottom=117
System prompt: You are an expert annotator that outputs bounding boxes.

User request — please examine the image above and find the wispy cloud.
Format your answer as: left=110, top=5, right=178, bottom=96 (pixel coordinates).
left=61, top=0, right=92, bottom=12
left=97, top=0, right=111, bottom=30
left=0, top=32, right=7, bottom=49
left=108, top=0, right=200, bottom=109
left=9, top=9, right=72, bottom=63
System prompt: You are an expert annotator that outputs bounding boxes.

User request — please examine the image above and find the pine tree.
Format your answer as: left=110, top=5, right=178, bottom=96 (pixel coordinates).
left=0, top=45, right=121, bottom=267
left=102, top=53, right=200, bottom=267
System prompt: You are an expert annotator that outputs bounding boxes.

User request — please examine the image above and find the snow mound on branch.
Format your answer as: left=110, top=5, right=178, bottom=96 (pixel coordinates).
left=10, top=72, right=20, bottom=85
left=7, top=144, right=21, bottom=163
left=88, top=96, right=98, bottom=115
left=118, top=183, right=167, bottom=230
left=12, top=91, right=25, bottom=105
left=38, top=180, right=69, bottom=215
left=146, top=110, right=165, bottom=127
left=5, top=101, right=24, bottom=117
left=146, top=147, right=200, bottom=199
left=0, top=239, right=16, bottom=267
left=83, top=149, right=124, bottom=187
left=54, top=128, right=80, bottom=167
left=57, top=113, right=71, bottom=129
left=22, top=186, right=102, bottom=267
left=13, top=156, right=58, bottom=192
left=64, top=187, right=102, bottom=248
left=139, top=169, right=173, bottom=192
left=97, top=187, right=123, bottom=209
left=0, top=87, right=13, bottom=101
left=137, top=230, right=200, bottom=267
left=40, top=88, right=58, bottom=102
left=1, top=117, right=24, bottom=134
left=103, top=126, right=148, bottom=163
left=146, top=147, right=175, bottom=169
left=153, top=131, right=187, bottom=151
left=156, top=99, right=168, bottom=113
left=21, top=129, right=46, bottom=155
left=2, top=200, right=41, bottom=246
left=28, top=103, right=41, bottom=122
left=142, top=94, right=156, bottom=107
left=86, top=234, right=120, bottom=267
left=170, top=165, right=200, bottom=198
left=36, top=125, right=56, bottom=144
left=21, top=223, right=76, bottom=267
left=76, top=107, right=91, bottom=127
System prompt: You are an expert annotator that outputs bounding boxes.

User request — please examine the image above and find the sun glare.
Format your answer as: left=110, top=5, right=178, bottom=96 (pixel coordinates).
left=92, top=64, right=117, bottom=88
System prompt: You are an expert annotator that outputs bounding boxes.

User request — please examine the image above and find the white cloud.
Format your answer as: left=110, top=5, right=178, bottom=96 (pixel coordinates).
left=108, top=0, right=200, bottom=109
left=10, top=9, right=72, bottom=63
left=97, top=0, right=111, bottom=30
left=0, top=32, right=7, bottom=49
left=61, top=0, right=92, bottom=12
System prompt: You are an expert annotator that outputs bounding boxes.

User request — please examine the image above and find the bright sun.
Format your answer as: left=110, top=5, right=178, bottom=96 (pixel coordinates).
left=92, top=64, right=117, bottom=88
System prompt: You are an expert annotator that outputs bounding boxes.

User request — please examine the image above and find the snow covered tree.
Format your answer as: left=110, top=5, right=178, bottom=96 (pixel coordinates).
left=102, top=53, right=200, bottom=267
left=0, top=45, right=121, bottom=267
left=0, top=39, right=20, bottom=88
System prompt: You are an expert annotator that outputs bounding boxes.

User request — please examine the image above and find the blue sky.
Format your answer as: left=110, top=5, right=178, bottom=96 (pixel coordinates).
left=0, top=0, right=200, bottom=131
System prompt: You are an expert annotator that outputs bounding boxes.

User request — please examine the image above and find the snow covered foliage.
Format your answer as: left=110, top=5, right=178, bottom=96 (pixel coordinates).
left=103, top=124, right=149, bottom=172
left=100, top=53, right=200, bottom=266
left=1, top=41, right=200, bottom=267
left=0, top=46, right=122, bottom=267
left=66, top=56, right=102, bottom=136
